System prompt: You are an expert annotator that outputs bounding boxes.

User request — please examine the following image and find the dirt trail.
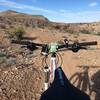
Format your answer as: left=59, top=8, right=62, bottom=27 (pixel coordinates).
left=26, top=28, right=100, bottom=99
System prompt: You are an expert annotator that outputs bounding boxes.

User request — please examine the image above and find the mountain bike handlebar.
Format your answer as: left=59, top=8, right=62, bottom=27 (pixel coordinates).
left=11, top=39, right=97, bottom=53
left=11, top=40, right=43, bottom=46
left=58, top=41, right=97, bottom=48
left=58, top=41, right=97, bottom=52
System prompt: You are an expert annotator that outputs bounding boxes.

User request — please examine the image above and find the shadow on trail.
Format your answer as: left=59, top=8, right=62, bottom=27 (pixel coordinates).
left=69, top=66, right=92, bottom=94
left=91, top=70, right=100, bottom=100
left=40, top=67, right=90, bottom=100
left=21, top=37, right=37, bottom=40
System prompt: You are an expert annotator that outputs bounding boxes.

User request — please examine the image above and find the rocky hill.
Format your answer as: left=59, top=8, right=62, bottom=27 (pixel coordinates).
left=0, top=10, right=49, bottom=29
left=0, top=10, right=100, bottom=35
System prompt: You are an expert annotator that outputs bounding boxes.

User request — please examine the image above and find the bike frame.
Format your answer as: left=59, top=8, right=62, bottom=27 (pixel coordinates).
left=44, top=52, right=64, bottom=90
left=49, top=53, right=57, bottom=84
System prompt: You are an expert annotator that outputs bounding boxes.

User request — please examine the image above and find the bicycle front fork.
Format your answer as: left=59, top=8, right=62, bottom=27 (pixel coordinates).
left=44, top=66, right=50, bottom=90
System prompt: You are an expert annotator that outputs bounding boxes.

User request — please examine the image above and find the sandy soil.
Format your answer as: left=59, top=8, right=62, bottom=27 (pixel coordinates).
left=0, top=27, right=100, bottom=100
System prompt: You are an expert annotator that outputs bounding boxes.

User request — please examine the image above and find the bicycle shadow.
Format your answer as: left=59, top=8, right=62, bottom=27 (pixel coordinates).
left=69, top=66, right=92, bottom=94
left=91, top=70, right=100, bottom=100
left=40, top=67, right=90, bottom=100
left=21, top=37, right=37, bottom=40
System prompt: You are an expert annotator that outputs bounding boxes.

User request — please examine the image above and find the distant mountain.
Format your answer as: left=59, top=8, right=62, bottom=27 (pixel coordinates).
left=0, top=10, right=20, bottom=16
left=0, top=10, right=49, bottom=29
left=0, top=10, right=49, bottom=20
left=0, top=10, right=100, bottom=35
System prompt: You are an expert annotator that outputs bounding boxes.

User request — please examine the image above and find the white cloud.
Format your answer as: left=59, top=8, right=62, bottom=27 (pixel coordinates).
left=59, top=9, right=71, bottom=13
left=0, top=0, right=16, bottom=6
left=0, top=0, right=100, bottom=23
left=89, top=2, right=98, bottom=7
left=0, top=0, right=54, bottom=13
left=50, top=10, right=100, bottom=23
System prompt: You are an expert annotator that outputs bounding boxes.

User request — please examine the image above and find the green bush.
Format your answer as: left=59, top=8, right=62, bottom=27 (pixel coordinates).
left=38, top=24, right=45, bottom=29
left=64, top=29, right=74, bottom=34
left=25, top=22, right=30, bottom=27
left=32, top=24, right=36, bottom=28
left=80, top=29, right=91, bottom=34
left=5, top=27, right=25, bottom=39
left=96, top=32, right=100, bottom=36
left=13, top=27, right=25, bottom=39
left=54, top=25, right=61, bottom=30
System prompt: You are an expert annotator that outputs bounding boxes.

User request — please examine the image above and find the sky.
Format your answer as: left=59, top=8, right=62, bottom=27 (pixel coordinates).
left=0, top=0, right=100, bottom=23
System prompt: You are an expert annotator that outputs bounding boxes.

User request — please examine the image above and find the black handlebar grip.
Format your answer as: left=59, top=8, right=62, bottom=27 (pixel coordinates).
left=11, top=40, right=43, bottom=47
left=78, top=41, right=97, bottom=46
left=11, top=40, right=30, bottom=45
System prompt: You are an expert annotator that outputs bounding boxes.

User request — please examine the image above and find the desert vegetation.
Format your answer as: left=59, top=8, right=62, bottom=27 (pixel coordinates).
left=4, top=27, right=25, bottom=40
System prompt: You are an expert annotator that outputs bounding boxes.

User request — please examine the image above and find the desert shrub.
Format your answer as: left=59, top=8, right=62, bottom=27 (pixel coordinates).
left=10, top=25, right=14, bottom=28
left=80, top=29, right=91, bottom=34
left=7, top=20, right=12, bottom=25
left=13, top=27, right=25, bottom=39
left=4, top=30, right=14, bottom=39
left=62, top=36, right=68, bottom=39
left=25, top=22, right=30, bottom=27
left=5, top=27, right=25, bottom=39
left=36, top=20, right=48, bottom=29
left=32, top=24, right=36, bottom=28
left=81, top=38, right=86, bottom=41
left=54, top=25, right=61, bottom=30
left=0, top=24, right=6, bottom=29
left=73, top=35, right=78, bottom=39
left=38, top=23, right=45, bottom=29
left=64, top=29, right=74, bottom=34
left=96, top=32, right=100, bottom=36
left=0, top=51, right=16, bottom=66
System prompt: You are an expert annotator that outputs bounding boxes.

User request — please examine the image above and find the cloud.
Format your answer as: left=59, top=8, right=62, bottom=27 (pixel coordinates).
left=0, top=0, right=16, bottom=6
left=0, top=0, right=54, bottom=13
left=89, top=2, right=98, bottom=7
left=0, top=0, right=100, bottom=23
left=59, top=9, right=71, bottom=13
left=50, top=9, right=100, bottom=23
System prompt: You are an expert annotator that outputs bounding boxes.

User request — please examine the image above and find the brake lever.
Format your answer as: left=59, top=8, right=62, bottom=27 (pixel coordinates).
left=27, top=44, right=38, bottom=51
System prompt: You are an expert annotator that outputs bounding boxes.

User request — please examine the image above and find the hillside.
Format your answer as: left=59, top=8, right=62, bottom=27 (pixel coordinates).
left=0, top=10, right=100, bottom=35
left=0, top=10, right=49, bottom=29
